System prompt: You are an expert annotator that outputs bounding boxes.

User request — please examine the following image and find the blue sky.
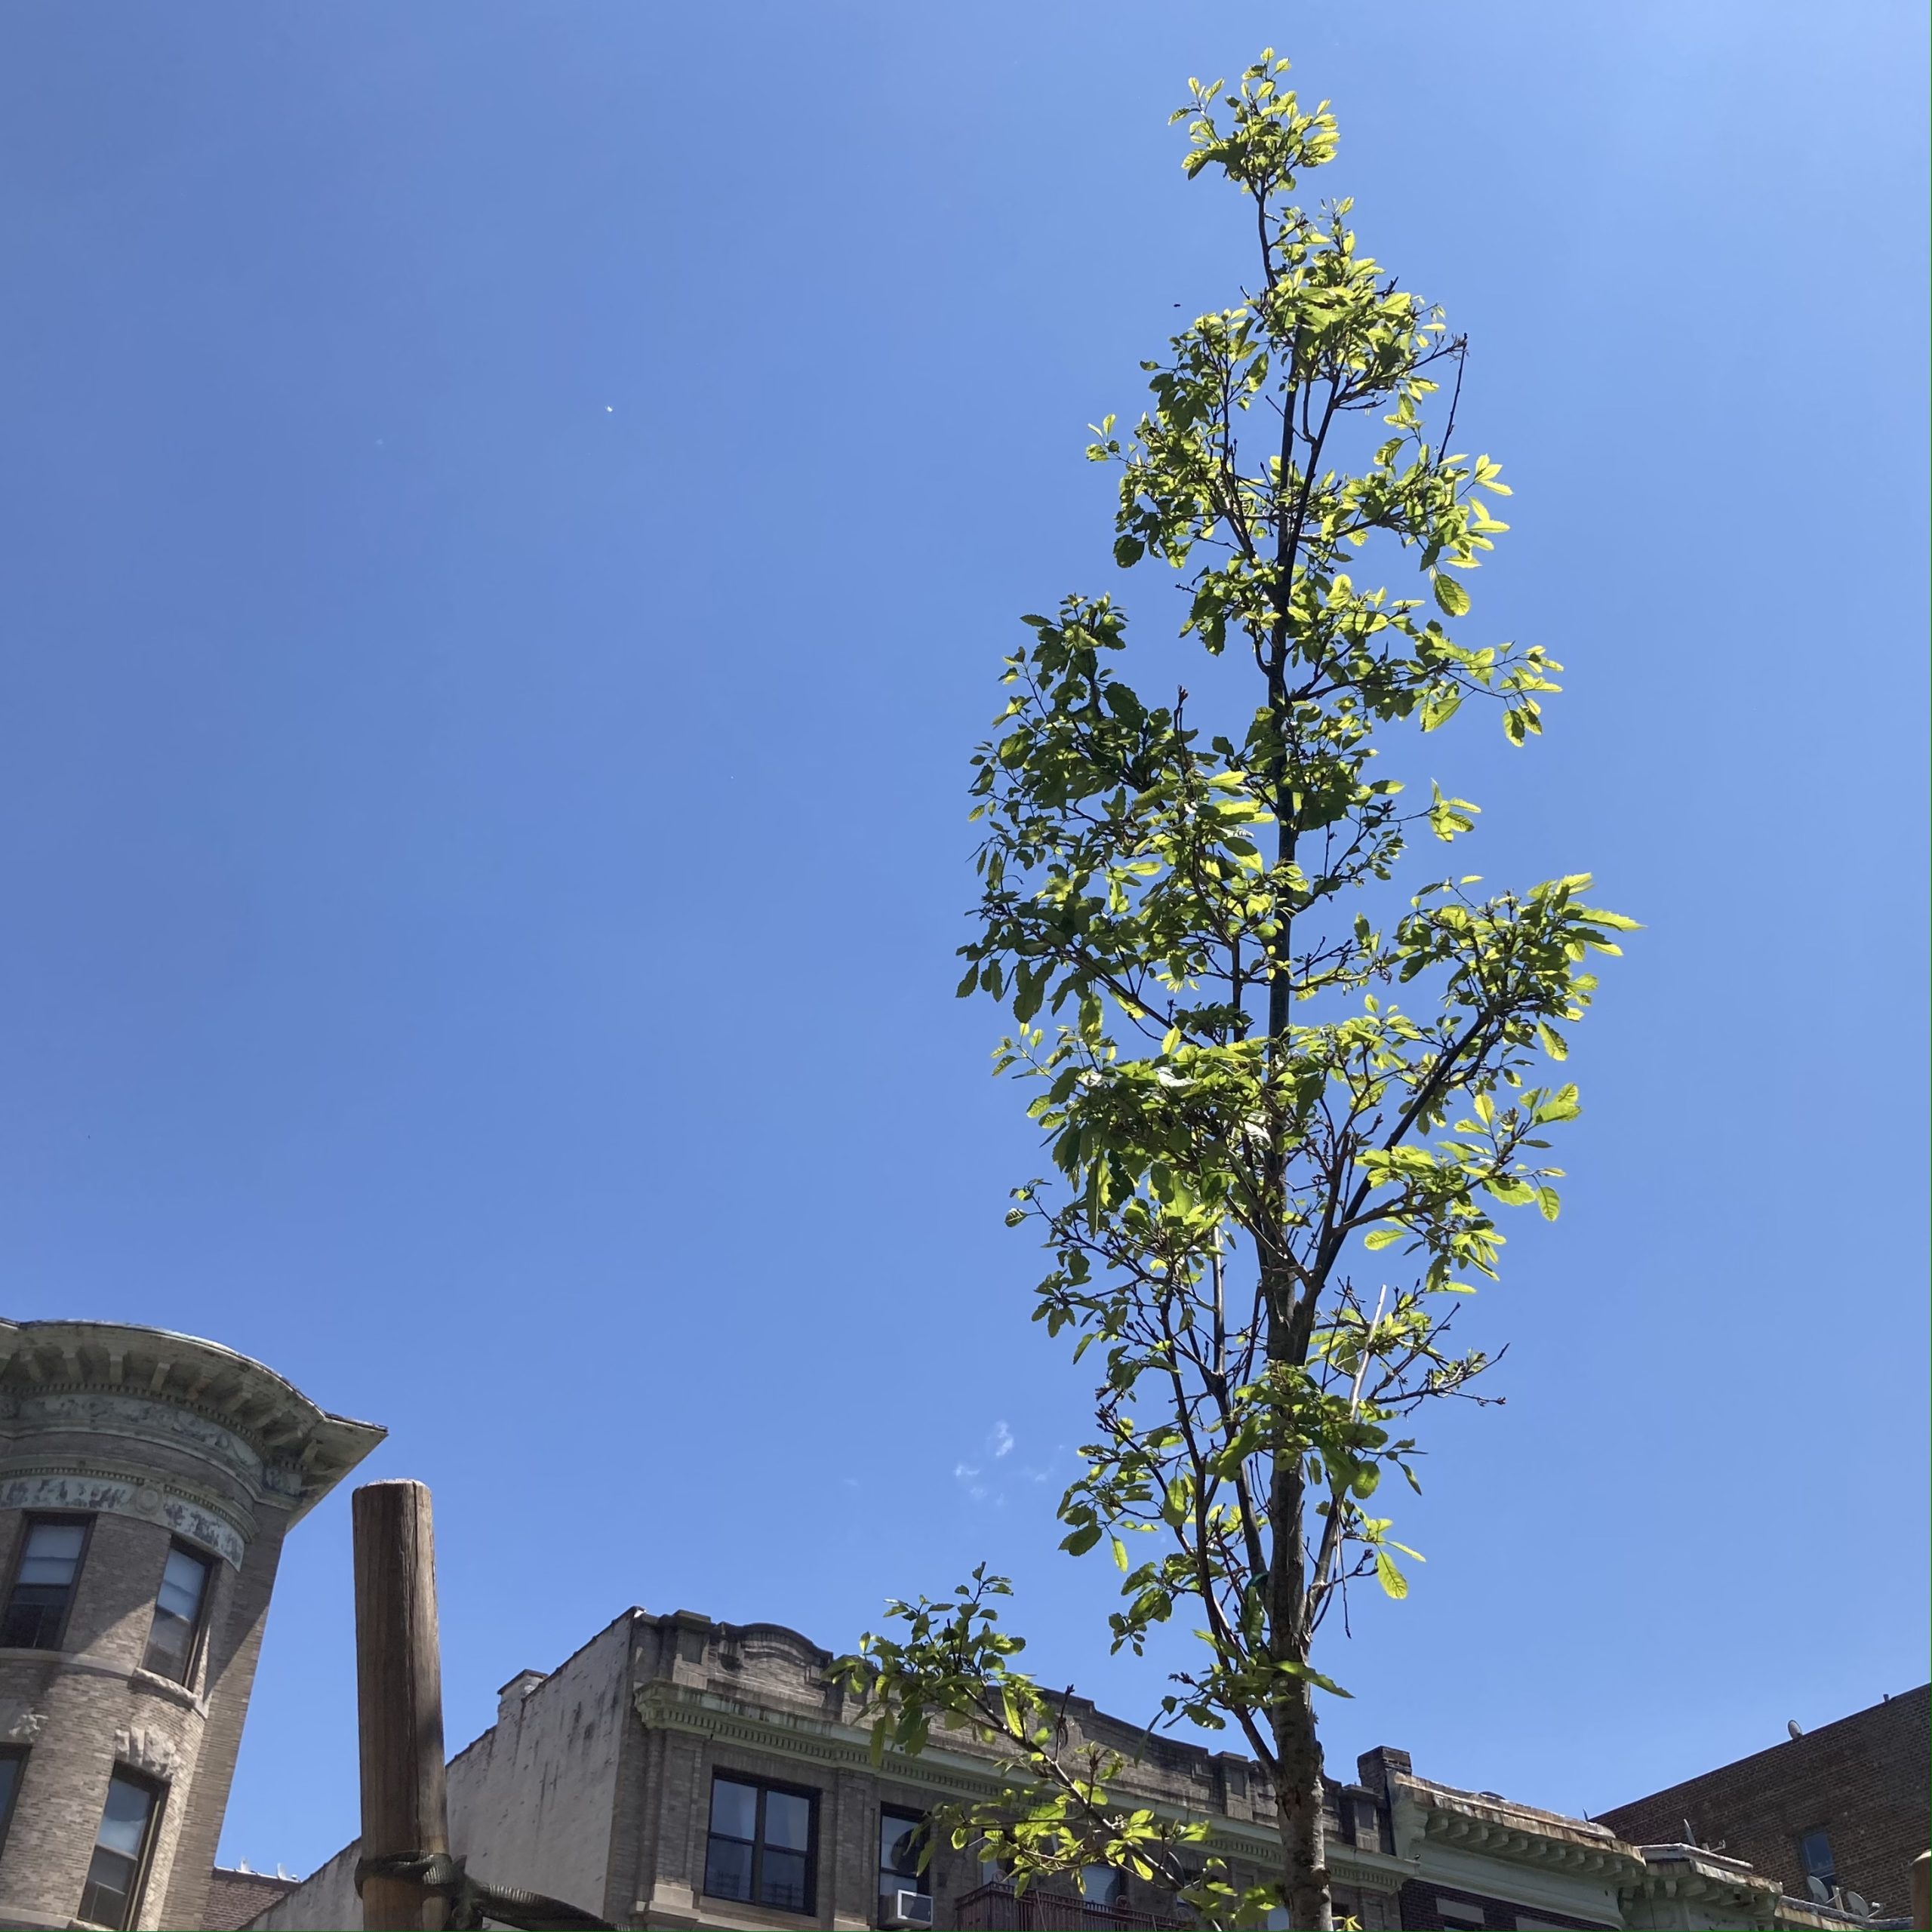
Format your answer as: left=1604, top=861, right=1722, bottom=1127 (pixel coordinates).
left=0, top=0, right=1924, bottom=1880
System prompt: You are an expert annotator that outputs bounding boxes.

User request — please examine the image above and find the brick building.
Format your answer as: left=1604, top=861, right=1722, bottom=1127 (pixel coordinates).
left=200, top=1865, right=298, bottom=1930
left=244, top=1604, right=1894, bottom=1932
left=1596, top=1687, right=1929, bottom=1923
left=0, top=1315, right=383, bottom=1931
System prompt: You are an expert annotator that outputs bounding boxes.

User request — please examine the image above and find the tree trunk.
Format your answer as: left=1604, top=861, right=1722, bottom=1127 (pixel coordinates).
left=1272, top=1684, right=1332, bottom=1930
left=1266, top=1375, right=1331, bottom=1930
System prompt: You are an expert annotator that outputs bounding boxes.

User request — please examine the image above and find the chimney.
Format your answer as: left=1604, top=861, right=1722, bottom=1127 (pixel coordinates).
left=497, top=1669, right=547, bottom=1724
left=1356, top=1746, right=1413, bottom=1795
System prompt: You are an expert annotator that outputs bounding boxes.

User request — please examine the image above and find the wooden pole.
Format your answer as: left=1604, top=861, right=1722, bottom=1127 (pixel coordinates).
left=353, top=1480, right=451, bottom=1932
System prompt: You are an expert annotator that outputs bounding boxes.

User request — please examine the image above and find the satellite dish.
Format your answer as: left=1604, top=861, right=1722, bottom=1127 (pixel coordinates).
left=1807, top=1876, right=1832, bottom=1903
left=1845, top=1893, right=1869, bottom=1916
left=1788, top=1718, right=1804, bottom=1740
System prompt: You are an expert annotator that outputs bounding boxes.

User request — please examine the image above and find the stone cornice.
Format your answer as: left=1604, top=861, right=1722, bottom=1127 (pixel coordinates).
left=1629, top=1845, right=1781, bottom=1914
left=0, top=1318, right=384, bottom=1521
left=1398, top=1777, right=1644, bottom=1884
left=631, top=1680, right=1406, bottom=1894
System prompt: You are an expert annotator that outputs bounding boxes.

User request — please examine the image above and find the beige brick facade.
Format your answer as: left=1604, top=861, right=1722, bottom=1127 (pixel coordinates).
left=0, top=1318, right=382, bottom=1932
left=246, top=1606, right=1915, bottom=1932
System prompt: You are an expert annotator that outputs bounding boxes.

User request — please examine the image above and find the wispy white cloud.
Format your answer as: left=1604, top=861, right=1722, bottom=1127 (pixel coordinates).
left=991, top=1420, right=1014, bottom=1459
left=955, top=1462, right=980, bottom=1480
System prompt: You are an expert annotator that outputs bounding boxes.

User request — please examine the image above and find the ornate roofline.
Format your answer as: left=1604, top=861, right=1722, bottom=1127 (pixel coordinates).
left=632, top=1678, right=1412, bottom=1894
left=0, top=1316, right=385, bottom=1521
left=1395, top=1775, right=1645, bottom=1883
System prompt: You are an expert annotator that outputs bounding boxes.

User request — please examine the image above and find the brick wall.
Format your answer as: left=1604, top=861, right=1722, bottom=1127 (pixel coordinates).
left=203, top=1866, right=300, bottom=1930
left=1595, top=1685, right=1930, bottom=1916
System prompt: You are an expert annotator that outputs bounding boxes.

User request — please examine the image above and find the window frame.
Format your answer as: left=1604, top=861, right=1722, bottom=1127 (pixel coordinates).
left=78, top=1764, right=167, bottom=1931
left=878, top=1805, right=932, bottom=1902
left=1, top=1512, right=94, bottom=1652
left=1080, top=1865, right=1125, bottom=1909
left=0, top=1744, right=26, bottom=1857
left=140, top=1538, right=217, bottom=1687
left=702, top=1770, right=819, bottom=1918
left=1796, top=1825, right=1836, bottom=1887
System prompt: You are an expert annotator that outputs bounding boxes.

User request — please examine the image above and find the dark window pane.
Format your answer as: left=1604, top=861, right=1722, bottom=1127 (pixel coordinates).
left=1081, top=1866, right=1124, bottom=1906
left=144, top=1549, right=211, bottom=1680
left=79, top=1847, right=140, bottom=1930
left=764, top=1788, right=811, bottom=1852
left=760, top=1847, right=809, bottom=1912
left=881, top=1812, right=927, bottom=1893
left=1799, top=1829, right=1835, bottom=1880
left=709, top=1777, right=758, bottom=1841
left=5, top=1520, right=88, bottom=1651
left=704, top=1835, right=753, bottom=1903
left=0, top=1589, right=69, bottom=1649
left=143, top=1607, right=195, bottom=1679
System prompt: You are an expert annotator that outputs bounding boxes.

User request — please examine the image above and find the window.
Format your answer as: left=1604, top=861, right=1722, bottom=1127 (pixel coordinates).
left=1351, top=1794, right=1385, bottom=1850
left=880, top=1808, right=930, bottom=1900
left=0, top=1746, right=24, bottom=1855
left=1798, top=1826, right=1835, bottom=1890
left=78, top=1770, right=164, bottom=1929
left=1081, top=1866, right=1125, bottom=1909
left=704, top=1774, right=816, bottom=1915
left=142, top=1543, right=214, bottom=1683
left=2, top=1515, right=91, bottom=1649
left=1435, top=1902, right=1486, bottom=1932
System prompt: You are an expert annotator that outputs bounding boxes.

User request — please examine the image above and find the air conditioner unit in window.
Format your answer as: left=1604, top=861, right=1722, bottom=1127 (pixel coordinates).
left=879, top=1888, right=934, bottom=1929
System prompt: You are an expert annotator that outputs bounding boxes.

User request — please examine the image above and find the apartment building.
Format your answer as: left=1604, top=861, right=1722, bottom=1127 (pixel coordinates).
left=245, top=1604, right=1899, bottom=1932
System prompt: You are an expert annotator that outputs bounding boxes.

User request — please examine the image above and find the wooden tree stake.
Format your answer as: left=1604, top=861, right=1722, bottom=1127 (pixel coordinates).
left=353, top=1479, right=451, bottom=1931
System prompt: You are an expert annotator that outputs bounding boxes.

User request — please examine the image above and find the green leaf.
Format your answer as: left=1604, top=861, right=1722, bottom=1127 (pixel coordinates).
left=1276, top=1659, right=1353, bottom=1697
left=1432, top=572, right=1471, bottom=617
left=1374, top=1550, right=1409, bottom=1600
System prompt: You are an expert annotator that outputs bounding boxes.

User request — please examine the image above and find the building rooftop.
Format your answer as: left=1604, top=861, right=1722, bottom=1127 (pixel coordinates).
left=0, top=1314, right=386, bottom=1519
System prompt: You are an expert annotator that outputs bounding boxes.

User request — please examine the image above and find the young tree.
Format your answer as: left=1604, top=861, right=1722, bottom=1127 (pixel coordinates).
left=833, top=52, right=1632, bottom=1931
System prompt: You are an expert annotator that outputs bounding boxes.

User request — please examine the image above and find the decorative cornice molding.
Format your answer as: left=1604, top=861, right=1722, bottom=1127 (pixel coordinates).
left=0, top=1463, right=248, bottom=1567
left=114, top=1723, right=186, bottom=1783
left=1631, top=1847, right=1780, bottom=1909
left=1399, top=1780, right=1644, bottom=1884
left=0, top=1318, right=384, bottom=1522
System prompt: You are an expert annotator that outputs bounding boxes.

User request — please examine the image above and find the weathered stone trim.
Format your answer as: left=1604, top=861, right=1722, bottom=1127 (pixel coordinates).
left=0, top=1463, right=248, bottom=1567
left=1403, top=1780, right=1646, bottom=1883
left=0, top=1386, right=268, bottom=1487
left=114, top=1723, right=186, bottom=1782
left=0, top=1703, right=45, bottom=1743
